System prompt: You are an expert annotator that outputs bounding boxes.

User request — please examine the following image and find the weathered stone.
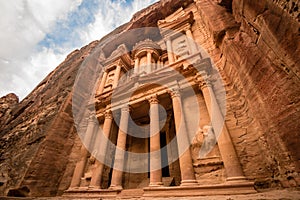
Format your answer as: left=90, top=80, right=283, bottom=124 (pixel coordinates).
left=0, top=0, right=299, bottom=198
left=0, top=93, right=19, bottom=129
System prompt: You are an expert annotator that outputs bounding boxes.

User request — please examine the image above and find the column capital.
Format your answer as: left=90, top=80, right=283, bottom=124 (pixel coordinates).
left=164, top=36, right=172, bottom=42
left=147, top=50, right=157, bottom=57
left=104, top=110, right=113, bottom=119
left=103, top=67, right=108, bottom=73
left=168, top=89, right=181, bottom=99
left=148, top=95, right=159, bottom=104
left=134, top=55, right=140, bottom=61
left=88, top=113, right=98, bottom=124
left=195, top=73, right=212, bottom=90
left=121, top=105, right=132, bottom=113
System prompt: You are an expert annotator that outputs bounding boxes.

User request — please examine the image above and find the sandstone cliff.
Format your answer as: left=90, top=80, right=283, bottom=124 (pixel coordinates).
left=0, top=41, right=100, bottom=196
left=0, top=93, right=19, bottom=129
left=0, top=0, right=299, bottom=197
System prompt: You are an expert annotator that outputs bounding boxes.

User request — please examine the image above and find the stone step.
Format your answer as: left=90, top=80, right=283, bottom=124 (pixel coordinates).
left=119, top=189, right=144, bottom=198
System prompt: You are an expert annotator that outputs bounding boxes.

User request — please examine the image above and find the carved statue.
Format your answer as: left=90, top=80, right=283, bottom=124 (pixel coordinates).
left=198, top=125, right=217, bottom=159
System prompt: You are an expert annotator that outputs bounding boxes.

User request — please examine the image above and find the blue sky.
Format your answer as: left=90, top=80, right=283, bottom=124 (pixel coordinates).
left=39, top=0, right=100, bottom=50
left=0, top=0, right=158, bottom=100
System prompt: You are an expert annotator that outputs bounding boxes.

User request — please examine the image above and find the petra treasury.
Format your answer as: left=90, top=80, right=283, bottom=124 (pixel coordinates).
left=0, top=0, right=299, bottom=199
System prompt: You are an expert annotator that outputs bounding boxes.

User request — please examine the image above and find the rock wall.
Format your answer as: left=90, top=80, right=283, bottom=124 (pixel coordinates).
left=0, top=41, right=100, bottom=196
left=193, top=0, right=300, bottom=187
left=0, top=93, right=19, bottom=129
left=0, top=0, right=299, bottom=197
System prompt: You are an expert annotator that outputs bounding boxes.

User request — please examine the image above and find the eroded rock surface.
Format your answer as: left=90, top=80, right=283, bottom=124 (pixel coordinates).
left=0, top=0, right=299, bottom=197
left=0, top=93, right=19, bottom=129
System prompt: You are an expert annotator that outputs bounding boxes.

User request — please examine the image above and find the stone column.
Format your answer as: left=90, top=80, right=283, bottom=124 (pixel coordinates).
left=185, top=28, right=198, bottom=54
left=157, top=60, right=161, bottom=70
left=89, top=111, right=113, bottom=188
left=147, top=51, right=152, bottom=74
left=134, top=57, right=140, bottom=74
left=198, top=72, right=246, bottom=181
left=70, top=115, right=97, bottom=188
left=109, top=106, right=130, bottom=190
left=148, top=96, right=163, bottom=187
left=169, top=90, right=198, bottom=186
left=113, top=65, right=121, bottom=89
left=97, top=70, right=108, bottom=94
left=166, top=38, right=175, bottom=64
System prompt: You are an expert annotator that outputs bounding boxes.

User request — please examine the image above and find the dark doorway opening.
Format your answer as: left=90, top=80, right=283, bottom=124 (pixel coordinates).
left=147, top=132, right=170, bottom=178
left=160, top=131, right=170, bottom=177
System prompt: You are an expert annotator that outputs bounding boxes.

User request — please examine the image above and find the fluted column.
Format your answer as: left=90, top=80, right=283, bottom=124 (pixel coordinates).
left=169, top=90, right=197, bottom=186
left=109, top=106, right=130, bottom=190
left=89, top=111, right=113, bottom=188
left=134, top=57, right=140, bottom=74
left=166, top=38, right=175, bottom=64
left=185, top=28, right=198, bottom=55
left=148, top=96, right=163, bottom=187
left=147, top=51, right=152, bottom=74
left=97, top=70, right=108, bottom=94
left=70, top=115, right=97, bottom=188
left=113, top=65, right=122, bottom=88
left=197, top=72, right=246, bottom=181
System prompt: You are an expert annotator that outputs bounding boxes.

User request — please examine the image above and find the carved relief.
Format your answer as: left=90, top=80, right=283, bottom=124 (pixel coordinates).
left=192, top=125, right=221, bottom=159
left=172, top=35, right=189, bottom=59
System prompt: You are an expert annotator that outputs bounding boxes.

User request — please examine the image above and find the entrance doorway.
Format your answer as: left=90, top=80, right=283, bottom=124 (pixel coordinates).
left=160, top=131, right=170, bottom=177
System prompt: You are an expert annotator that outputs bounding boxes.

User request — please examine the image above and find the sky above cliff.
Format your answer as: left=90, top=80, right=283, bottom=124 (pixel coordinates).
left=0, top=0, right=158, bottom=100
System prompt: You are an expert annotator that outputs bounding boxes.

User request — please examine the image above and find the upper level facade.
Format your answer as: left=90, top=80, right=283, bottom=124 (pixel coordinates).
left=93, top=8, right=210, bottom=118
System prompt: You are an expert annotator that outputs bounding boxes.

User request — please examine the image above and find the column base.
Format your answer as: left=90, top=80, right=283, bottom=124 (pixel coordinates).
left=88, top=185, right=101, bottom=190
left=109, top=185, right=123, bottom=191
left=180, top=179, right=198, bottom=187
left=226, top=176, right=247, bottom=182
left=149, top=182, right=164, bottom=187
left=67, top=186, right=80, bottom=191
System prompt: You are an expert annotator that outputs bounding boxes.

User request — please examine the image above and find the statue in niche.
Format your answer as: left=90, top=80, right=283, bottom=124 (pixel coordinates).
left=198, top=125, right=217, bottom=158
left=192, top=125, right=217, bottom=159
left=82, top=151, right=98, bottom=184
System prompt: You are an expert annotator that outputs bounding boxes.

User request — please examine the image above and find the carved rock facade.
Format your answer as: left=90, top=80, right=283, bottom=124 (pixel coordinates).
left=0, top=0, right=299, bottom=198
